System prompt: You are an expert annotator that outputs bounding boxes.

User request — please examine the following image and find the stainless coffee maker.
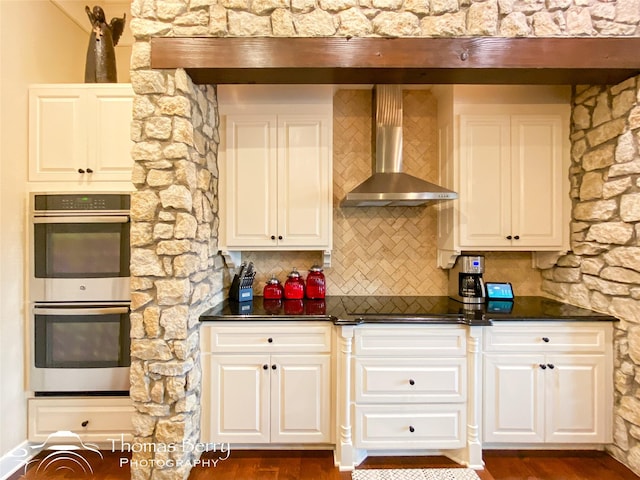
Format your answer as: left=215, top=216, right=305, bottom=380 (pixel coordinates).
left=449, top=255, right=485, bottom=304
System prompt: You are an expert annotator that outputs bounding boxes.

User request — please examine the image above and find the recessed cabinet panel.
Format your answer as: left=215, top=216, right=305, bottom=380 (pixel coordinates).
left=205, top=323, right=332, bottom=353
left=355, top=404, right=465, bottom=449
left=277, top=117, right=328, bottom=247
left=30, top=93, right=84, bottom=178
left=483, top=354, right=545, bottom=443
left=92, top=90, right=136, bottom=178
left=271, top=354, right=330, bottom=443
left=28, top=397, right=134, bottom=443
left=226, top=116, right=278, bottom=246
left=211, top=355, right=270, bottom=443
left=545, top=355, right=605, bottom=443
left=459, top=116, right=511, bottom=247
left=511, top=116, right=564, bottom=247
left=483, top=325, right=607, bottom=353
left=355, top=326, right=466, bottom=356
left=355, top=357, right=466, bottom=403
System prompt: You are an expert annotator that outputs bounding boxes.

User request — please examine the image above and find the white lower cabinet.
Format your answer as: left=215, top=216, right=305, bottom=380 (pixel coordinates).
left=483, top=323, right=613, bottom=444
left=353, top=326, right=467, bottom=450
left=28, top=397, right=134, bottom=444
left=200, top=322, right=332, bottom=444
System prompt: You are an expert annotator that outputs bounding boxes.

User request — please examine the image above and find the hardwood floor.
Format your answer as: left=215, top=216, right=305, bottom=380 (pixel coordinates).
left=11, top=449, right=640, bottom=480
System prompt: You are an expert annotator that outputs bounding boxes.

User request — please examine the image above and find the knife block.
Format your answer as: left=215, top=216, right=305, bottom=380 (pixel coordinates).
left=229, top=274, right=254, bottom=302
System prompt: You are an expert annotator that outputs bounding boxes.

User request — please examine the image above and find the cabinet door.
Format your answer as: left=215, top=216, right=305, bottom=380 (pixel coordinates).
left=510, top=115, right=564, bottom=248
left=225, top=115, right=278, bottom=247
left=545, top=354, right=607, bottom=443
left=277, top=115, right=331, bottom=248
left=459, top=115, right=512, bottom=248
left=270, top=354, right=331, bottom=443
left=88, top=86, right=134, bottom=181
left=483, top=354, right=545, bottom=443
left=29, top=88, right=86, bottom=181
left=208, top=354, right=270, bottom=443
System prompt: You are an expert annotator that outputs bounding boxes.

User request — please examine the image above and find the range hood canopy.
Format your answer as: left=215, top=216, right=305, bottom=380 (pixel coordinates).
left=341, top=85, right=458, bottom=208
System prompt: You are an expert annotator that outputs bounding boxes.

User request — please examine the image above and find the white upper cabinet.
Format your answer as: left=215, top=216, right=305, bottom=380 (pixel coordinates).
left=434, top=86, right=571, bottom=268
left=459, top=113, right=565, bottom=248
left=219, top=86, right=333, bottom=255
left=29, top=84, right=134, bottom=183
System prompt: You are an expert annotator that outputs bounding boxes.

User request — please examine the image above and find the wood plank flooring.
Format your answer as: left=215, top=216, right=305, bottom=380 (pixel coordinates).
left=10, top=449, right=640, bottom=480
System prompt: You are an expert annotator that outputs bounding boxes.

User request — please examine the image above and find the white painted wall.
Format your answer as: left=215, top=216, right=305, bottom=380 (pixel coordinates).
left=0, top=0, right=86, bottom=460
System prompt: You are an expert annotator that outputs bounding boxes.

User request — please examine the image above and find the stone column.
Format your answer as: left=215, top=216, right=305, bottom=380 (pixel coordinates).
left=128, top=66, right=223, bottom=480
left=541, top=78, right=640, bottom=475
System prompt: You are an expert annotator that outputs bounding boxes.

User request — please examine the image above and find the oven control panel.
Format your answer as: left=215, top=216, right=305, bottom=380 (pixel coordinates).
left=33, top=193, right=130, bottom=212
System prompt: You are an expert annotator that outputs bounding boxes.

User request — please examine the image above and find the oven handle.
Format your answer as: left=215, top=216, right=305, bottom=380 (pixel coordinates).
left=32, top=215, right=130, bottom=224
left=33, top=306, right=130, bottom=315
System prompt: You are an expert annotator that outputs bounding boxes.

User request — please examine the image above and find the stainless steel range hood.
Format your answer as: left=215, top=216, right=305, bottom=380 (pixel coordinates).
left=341, top=85, right=458, bottom=207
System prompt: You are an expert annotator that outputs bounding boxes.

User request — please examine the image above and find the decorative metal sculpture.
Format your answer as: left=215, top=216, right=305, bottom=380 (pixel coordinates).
left=84, top=5, right=126, bottom=83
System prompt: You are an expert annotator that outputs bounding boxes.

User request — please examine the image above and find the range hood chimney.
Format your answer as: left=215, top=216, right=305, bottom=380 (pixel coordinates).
left=341, top=85, right=458, bottom=207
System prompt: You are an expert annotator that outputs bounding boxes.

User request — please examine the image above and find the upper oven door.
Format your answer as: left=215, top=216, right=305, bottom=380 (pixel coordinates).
left=29, top=194, right=131, bottom=303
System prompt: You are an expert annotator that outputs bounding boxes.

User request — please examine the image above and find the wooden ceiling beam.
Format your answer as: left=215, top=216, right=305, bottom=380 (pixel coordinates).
left=150, top=37, right=640, bottom=85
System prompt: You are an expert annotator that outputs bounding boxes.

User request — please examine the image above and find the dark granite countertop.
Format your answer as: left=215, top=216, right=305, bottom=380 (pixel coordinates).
left=199, top=295, right=618, bottom=325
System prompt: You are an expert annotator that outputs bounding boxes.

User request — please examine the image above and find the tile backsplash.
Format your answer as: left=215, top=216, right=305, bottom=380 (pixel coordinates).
left=242, top=89, right=542, bottom=297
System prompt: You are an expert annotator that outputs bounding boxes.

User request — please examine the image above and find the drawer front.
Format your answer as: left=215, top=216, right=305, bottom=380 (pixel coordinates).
left=202, top=323, right=332, bottom=353
left=28, top=397, right=134, bottom=443
left=355, top=357, right=466, bottom=403
left=484, top=323, right=609, bottom=353
left=355, top=326, right=466, bottom=357
left=355, top=404, right=465, bottom=449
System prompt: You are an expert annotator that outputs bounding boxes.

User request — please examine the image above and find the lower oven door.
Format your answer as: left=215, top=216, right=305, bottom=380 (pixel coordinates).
left=30, top=304, right=131, bottom=394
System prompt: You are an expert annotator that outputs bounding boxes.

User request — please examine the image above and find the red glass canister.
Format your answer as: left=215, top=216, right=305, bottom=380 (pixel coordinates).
left=284, top=268, right=305, bottom=300
left=306, top=265, right=326, bottom=299
left=263, top=275, right=284, bottom=300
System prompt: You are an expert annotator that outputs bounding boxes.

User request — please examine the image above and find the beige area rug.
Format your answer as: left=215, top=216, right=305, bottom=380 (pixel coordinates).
left=352, top=468, right=481, bottom=480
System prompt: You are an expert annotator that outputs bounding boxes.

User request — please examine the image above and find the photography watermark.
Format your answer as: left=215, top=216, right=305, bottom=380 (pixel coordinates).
left=109, top=434, right=231, bottom=469
left=10, top=431, right=232, bottom=478
left=10, top=431, right=103, bottom=478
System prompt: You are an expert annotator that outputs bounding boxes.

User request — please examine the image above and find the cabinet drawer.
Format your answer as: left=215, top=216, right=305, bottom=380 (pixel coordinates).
left=28, top=397, right=134, bottom=443
left=354, top=326, right=466, bottom=356
left=354, top=404, right=465, bottom=449
left=355, top=357, right=466, bottom=403
left=484, top=323, right=610, bottom=353
left=202, top=322, right=332, bottom=353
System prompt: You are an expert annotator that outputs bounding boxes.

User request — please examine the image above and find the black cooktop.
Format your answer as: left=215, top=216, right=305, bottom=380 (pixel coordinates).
left=342, top=296, right=467, bottom=318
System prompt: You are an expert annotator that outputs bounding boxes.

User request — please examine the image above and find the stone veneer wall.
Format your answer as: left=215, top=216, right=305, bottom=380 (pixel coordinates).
left=128, top=64, right=224, bottom=480
left=541, top=79, right=640, bottom=472
left=128, top=0, right=640, bottom=479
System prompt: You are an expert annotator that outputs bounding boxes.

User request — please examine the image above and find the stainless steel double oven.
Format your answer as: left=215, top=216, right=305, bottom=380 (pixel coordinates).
left=28, top=193, right=131, bottom=395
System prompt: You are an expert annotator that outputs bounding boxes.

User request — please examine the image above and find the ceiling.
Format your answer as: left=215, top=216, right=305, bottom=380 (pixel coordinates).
left=51, top=0, right=133, bottom=47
